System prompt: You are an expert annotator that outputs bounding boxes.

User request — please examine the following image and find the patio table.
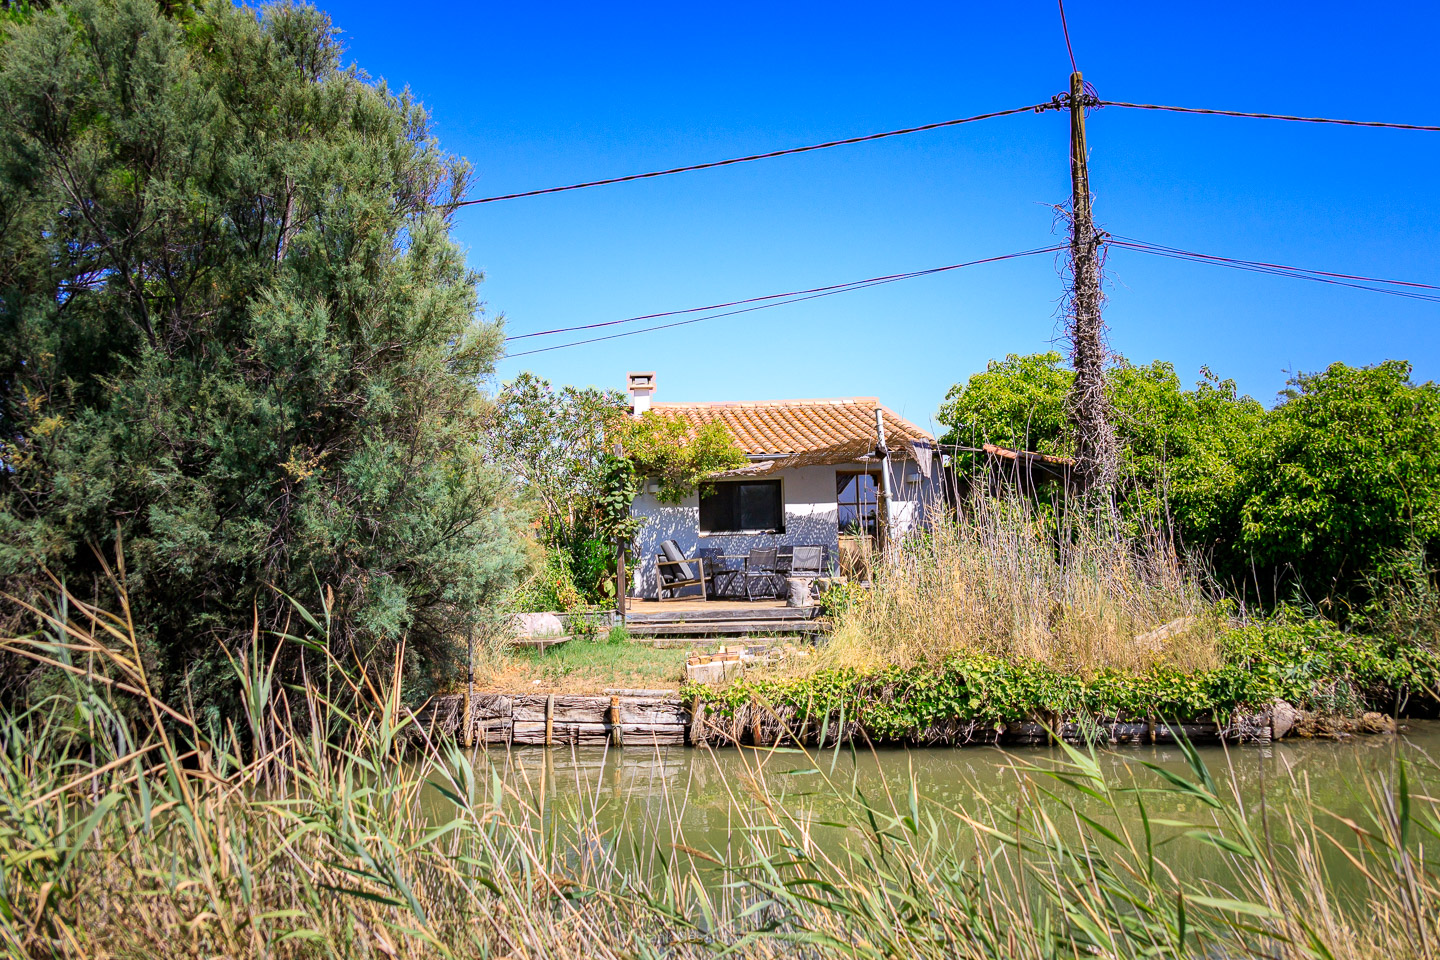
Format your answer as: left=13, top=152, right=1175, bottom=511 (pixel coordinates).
left=706, top=554, right=750, bottom=599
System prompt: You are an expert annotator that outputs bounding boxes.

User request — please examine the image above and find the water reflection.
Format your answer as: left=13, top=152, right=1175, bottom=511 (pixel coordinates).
left=425, top=721, right=1436, bottom=886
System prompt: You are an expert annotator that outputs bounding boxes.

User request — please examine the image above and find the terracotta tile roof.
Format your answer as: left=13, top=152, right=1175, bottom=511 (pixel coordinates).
left=650, top=398, right=934, bottom=471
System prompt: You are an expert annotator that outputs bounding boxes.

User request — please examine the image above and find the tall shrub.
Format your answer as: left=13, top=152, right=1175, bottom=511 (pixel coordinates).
left=1232, top=360, right=1440, bottom=608
left=0, top=1, right=525, bottom=714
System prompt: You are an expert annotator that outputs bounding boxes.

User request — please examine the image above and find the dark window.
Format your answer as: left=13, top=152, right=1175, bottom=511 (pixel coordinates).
left=836, top=471, right=879, bottom=536
left=699, top=480, right=784, bottom=534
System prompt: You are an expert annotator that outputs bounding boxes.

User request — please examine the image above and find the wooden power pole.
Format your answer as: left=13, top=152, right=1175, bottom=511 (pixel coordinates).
left=1066, top=70, right=1118, bottom=493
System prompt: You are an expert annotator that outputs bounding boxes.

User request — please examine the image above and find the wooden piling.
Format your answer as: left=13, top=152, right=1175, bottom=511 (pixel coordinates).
left=688, top=694, right=705, bottom=746
left=414, top=691, right=1302, bottom=751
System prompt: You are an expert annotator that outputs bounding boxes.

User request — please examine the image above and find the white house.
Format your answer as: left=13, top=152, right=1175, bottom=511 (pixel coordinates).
left=624, top=372, right=941, bottom=600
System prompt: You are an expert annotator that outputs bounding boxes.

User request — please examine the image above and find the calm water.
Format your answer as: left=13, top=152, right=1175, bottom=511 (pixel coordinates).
left=433, top=721, right=1440, bottom=883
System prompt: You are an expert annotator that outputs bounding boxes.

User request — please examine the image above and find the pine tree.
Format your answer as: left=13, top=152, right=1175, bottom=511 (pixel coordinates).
left=0, top=0, right=525, bottom=713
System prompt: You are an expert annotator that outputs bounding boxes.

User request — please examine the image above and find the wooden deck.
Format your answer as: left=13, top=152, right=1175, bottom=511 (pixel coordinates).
left=621, top=597, right=824, bottom=638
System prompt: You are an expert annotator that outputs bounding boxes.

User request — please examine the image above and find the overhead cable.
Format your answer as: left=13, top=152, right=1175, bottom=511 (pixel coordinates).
left=506, top=245, right=1061, bottom=342
left=1099, top=100, right=1440, bottom=132
left=503, top=244, right=1066, bottom=358
left=1057, top=0, right=1079, bottom=74
left=452, top=102, right=1054, bottom=207
left=1110, top=235, right=1440, bottom=303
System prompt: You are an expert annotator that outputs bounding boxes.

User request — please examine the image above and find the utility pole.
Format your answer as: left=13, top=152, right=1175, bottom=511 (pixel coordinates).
left=1066, top=70, right=1118, bottom=494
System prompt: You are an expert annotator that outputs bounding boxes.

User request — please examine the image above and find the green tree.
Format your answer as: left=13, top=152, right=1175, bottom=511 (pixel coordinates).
left=485, top=372, right=630, bottom=542
left=0, top=0, right=525, bottom=715
left=937, top=352, right=1071, bottom=470
left=937, top=354, right=1263, bottom=540
left=937, top=352, right=1440, bottom=614
left=484, top=372, right=635, bottom=602
left=1233, top=361, right=1440, bottom=607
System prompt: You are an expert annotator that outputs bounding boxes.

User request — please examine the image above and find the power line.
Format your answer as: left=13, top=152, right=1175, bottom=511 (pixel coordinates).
left=1110, top=235, right=1440, bottom=303
left=504, top=244, right=1065, bottom=358
left=1100, top=100, right=1440, bottom=132
left=443, top=96, right=1439, bottom=211
left=1057, top=0, right=1079, bottom=74
left=452, top=102, right=1056, bottom=207
left=506, top=246, right=1059, bottom=342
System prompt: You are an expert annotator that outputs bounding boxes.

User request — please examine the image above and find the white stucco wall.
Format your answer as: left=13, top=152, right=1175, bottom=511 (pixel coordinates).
left=629, top=459, right=940, bottom=598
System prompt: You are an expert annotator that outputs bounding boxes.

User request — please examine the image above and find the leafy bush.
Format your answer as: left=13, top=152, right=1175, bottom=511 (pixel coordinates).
left=616, top=413, right=746, bottom=504
left=698, top=616, right=1440, bottom=735
left=1231, top=360, right=1440, bottom=608
left=510, top=549, right=585, bottom=612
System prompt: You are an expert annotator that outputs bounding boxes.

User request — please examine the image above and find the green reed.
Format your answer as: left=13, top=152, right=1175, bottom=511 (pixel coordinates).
left=2, top=570, right=1437, bottom=959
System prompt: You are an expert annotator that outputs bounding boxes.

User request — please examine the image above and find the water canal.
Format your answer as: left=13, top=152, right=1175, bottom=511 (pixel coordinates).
left=429, top=720, right=1438, bottom=890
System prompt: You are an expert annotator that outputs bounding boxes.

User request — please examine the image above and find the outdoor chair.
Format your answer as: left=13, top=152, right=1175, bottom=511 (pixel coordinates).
left=656, top=539, right=708, bottom=602
left=789, top=545, right=825, bottom=579
left=741, top=547, right=781, bottom=601
left=697, top=547, right=743, bottom=598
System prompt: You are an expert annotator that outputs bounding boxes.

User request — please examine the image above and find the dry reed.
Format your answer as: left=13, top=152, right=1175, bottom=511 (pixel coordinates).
left=817, top=494, right=1224, bottom=675
left=3, top=564, right=1436, bottom=960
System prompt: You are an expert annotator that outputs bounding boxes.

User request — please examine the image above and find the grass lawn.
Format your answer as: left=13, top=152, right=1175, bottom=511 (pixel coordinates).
left=478, top=632, right=704, bottom=694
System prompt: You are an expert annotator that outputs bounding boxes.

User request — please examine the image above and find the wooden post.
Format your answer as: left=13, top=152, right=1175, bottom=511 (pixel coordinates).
left=1066, top=70, right=1118, bottom=493
left=750, top=699, right=763, bottom=747
left=544, top=693, right=554, bottom=746
left=615, top=540, right=628, bottom=622
left=463, top=623, right=474, bottom=748
left=688, top=694, right=704, bottom=746
left=609, top=695, right=623, bottom=747
left=873, top=407, right=893, bottom=553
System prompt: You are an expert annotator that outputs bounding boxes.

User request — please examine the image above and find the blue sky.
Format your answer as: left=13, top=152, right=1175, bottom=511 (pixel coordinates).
left=323, top=1, right=1439, bottom=431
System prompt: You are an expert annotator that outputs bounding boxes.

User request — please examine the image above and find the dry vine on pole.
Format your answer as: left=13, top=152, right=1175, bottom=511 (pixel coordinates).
left=1064, top=71, right=1120, bottom=495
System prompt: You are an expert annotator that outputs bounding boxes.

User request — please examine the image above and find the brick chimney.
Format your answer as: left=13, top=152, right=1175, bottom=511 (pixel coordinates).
left=627, top=371, right=656, bottom=417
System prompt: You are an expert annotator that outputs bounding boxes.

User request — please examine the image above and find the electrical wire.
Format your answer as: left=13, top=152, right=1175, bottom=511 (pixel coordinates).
left=1057, top=0, right=1079, bottom=74
left=507, top=246, right=1059, bottom=342
left=503, top=244, right=1065, bottom=358
left=451, top=103, right=1055, bottom=207
left=1110, top=235, right=1440, bottom=303
left=1099, top=100, right=1440, bottom=132
left=440, top=97, right=1438, bottom=211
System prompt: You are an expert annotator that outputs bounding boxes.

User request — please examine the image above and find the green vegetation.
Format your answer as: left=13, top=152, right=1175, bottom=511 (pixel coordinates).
left=488, top=373, right=745, bottom=609
left=0, top=0, right=525, bottom=712
left=739, top=489, right=1439, bottom=736
left=4, top=577, right=1440, bottom=958
left=698, top=618, right=1438, bottom=736
left=485, top=373, right=637, bottom=605
left=615, top=412, right=747, bottom=505
left=940, top=353, right=1440, bottom=611
left=499, top=631, right=690, bottom=693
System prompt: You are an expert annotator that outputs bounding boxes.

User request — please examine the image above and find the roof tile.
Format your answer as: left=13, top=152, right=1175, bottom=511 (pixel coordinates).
left=648, top=397, right=933, bottom=469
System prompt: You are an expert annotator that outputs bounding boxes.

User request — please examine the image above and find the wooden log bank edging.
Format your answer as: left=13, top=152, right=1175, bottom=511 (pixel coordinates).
left=412, top=694, right=1395, bottom=747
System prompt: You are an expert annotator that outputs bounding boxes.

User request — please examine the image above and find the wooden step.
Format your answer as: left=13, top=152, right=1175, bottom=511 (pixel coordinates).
left=626, top=620, right=826, bottom=637
left=624, top=606, right=816, bottom=623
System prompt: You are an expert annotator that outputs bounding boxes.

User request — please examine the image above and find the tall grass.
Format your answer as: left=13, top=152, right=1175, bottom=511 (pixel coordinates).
left=818, top=494, right=1223, bottom=676
left=3, top=571, right=1438, bottom=959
